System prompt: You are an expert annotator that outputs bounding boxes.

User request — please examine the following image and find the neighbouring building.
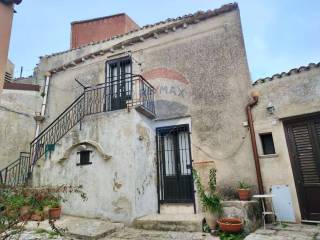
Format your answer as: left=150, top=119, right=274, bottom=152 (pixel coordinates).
left=5, top=59, right=14, bottom=82
left=0, top=1, right=14, bottom=92
left=0, top=77, right=41, bottom=169
left=253, top=63, right=320, bottom=223
left=0, top=2, right=319, bottom=227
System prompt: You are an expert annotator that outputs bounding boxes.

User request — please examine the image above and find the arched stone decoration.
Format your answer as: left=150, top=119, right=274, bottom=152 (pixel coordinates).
left=58, top=140, right=111, bottom=163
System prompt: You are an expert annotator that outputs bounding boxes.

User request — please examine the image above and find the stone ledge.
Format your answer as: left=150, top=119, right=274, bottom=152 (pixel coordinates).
left=133, top=213, right=203, bottom=232
left=24, top=215, right=124, bottom=239
left=222, top=200, right=261, bottom=233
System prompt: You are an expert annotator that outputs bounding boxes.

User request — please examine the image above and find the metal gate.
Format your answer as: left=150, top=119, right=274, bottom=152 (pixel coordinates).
left=156, top=124, right=195, bottom=208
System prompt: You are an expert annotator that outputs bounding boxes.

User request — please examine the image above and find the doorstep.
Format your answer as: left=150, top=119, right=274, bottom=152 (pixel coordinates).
left=133, top=213, right=203, bottom=232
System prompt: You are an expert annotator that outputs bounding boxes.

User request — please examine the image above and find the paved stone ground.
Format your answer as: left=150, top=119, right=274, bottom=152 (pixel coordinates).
left=13, top=228, right=217, bottom=240
left=102, top=228, right=217, bottom=240
left=8, top=218, right=320, bottom=240
left=245, top=223, right=320, bottom=240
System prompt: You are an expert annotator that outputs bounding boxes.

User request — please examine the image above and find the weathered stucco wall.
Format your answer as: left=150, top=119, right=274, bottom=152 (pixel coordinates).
left=252, top=66, right=320, bottom=222
left=139, top=9, right=255, bottom=194
left=36, top=8, right=256, bottom=198
left=0, top=89, right=41, bottom=168
left=33, top=110, right=157, bottom=223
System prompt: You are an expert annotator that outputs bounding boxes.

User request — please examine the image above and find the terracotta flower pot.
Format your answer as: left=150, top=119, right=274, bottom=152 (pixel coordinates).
left=43, top=206, right=50, bottom=220
left=217, top=218, right=243, bottom=233
left=31, top=213, right=43, bottom=222
left=49, top=207, right=61, bottom=220
left=20, top=206, right=31, bottom=221
left=238, top=188, right=250, bottom=201
left=204, top=212, right=219, bottom=230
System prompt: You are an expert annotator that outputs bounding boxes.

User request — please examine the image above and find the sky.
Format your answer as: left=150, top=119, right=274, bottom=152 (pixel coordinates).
left=8, top=0, right=320, bottom=80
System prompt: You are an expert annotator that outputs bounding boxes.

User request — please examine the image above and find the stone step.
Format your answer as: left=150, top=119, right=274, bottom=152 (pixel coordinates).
left=24, top=215, right=124, bottom=239
left=160, top=203, right=195, bottom=214
left=134, top=213, right=204, bottom=232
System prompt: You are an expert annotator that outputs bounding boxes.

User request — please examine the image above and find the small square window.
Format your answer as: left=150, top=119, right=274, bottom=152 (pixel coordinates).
left=260, top=133, right=276, bottom=155
left=77, top=150, right=92, bottom=166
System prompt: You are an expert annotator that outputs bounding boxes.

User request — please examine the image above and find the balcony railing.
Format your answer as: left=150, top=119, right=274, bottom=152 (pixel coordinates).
left=84, top=74, right=156, bottom=116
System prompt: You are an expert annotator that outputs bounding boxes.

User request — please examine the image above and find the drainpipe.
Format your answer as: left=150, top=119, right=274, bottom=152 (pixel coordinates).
left=246, top=92, right=264, bottom=194
left=34, top=72, right=51, bottom=137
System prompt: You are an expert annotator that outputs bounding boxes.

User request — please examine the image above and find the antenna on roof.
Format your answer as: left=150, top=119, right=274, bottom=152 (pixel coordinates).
left=20, top=66, right=23, bottom=78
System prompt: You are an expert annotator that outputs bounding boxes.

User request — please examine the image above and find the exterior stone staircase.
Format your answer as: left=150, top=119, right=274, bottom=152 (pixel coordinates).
left=0, top=74, right=155, bottom=186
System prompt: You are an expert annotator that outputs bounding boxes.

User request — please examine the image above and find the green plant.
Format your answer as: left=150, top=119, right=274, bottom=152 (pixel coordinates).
left=193, top=168, right=222, bottom=214
left=35, top=228, right=60, bottom=239
left=238, top=181, right=250, bottom=189
left=219, top=231, right=247, bottom=240
left=42, top=198, right=60, bottom=208
left=0, top=184, right=87, bottom=239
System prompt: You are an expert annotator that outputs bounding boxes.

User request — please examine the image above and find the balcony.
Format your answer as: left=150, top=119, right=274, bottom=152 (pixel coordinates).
left=84, top=74, right=156, bottom=118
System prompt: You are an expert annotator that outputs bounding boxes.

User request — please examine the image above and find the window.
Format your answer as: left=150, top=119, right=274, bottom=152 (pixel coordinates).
left=77, top=150, right=92, bottom=166
left=106, top=57, right=132, bottom=111
left=260, top=133, right=276, bottom=155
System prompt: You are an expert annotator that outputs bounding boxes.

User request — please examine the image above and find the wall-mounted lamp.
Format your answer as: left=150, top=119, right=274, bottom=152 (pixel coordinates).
left=266, top=102, right=275, bottom=114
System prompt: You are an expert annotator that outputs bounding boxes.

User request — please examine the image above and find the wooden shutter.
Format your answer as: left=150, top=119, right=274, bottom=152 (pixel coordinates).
left=290, top=123, right=320, bottom=184
left=285, top=114, right=320, bottom=221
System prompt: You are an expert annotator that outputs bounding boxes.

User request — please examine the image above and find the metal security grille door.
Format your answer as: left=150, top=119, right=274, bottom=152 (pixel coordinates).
left=106, top=57, right=132, bottom=111
left=156, top=125, right=195, bottom=204
left=284, top=113, right=320, bottom=221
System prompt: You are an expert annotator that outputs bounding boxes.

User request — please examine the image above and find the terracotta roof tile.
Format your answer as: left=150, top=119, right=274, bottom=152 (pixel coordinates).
left=253, top=62, right=320, bottom=86
left=42, top=3, right=238, bottom=60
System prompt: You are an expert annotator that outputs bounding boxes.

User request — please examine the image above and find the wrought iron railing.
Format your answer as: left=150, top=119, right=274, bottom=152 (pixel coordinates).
left=1, top=74, right=155, bottom=186
left=0, top=152, right=31, bottom=186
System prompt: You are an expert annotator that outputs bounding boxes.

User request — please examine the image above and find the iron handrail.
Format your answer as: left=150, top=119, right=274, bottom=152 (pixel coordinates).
left=0, top=152, right=31, bottom=186
left=1, top=74, right=155, bottom=186
left=30, top=94, right=85, bottom=145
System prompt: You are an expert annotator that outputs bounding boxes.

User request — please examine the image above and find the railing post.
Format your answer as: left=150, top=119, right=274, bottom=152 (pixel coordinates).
left=17, top=154, right=22, bottom=185
left=4, top=167, right=8, bottom=185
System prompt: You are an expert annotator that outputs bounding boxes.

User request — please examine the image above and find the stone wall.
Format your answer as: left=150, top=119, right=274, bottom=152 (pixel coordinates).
left=252, top=65, right=320, bottom=222
left=0, top=88, right=41, bottom=168
left=222, top=201, right=261, bottom=233
left=32, top=110, right=157, bottom=223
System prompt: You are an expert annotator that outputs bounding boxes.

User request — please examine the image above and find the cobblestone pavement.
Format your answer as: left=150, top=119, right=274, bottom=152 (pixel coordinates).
left=12, top=223, right=320, bottom=240
left=14, top=228, right=217, bottom=240
left=102, top=228, right=218, bottom=240
left=9, top=230, right=70, bottom=240
left=245, top=224, right=320, bottom=240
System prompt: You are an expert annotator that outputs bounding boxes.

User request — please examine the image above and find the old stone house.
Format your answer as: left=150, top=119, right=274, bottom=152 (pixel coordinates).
left=0, top=2, right=319, bottom=227
left=253, top=64, right=320, bottom=223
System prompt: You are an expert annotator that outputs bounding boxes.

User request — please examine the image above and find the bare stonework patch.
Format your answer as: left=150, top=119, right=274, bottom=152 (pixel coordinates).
left=113, top=172, right=123, bottom=192
left=112, top=196, right=132, bottom=215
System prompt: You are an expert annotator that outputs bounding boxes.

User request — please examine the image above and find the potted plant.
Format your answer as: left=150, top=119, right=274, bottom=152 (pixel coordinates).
left=237, top=181, right=251, bottom=201
left=30, top=209, right=44, bottom=222
left=45, top=198, right=61, bottom=220
left=217, top=217, right=243, bottom=233
left=193, top=168, right=222, bottom=231
left=19, top=205, right=32, bottom=221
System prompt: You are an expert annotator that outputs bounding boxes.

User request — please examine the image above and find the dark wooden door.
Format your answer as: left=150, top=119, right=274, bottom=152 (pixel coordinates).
left=157, top=125, right=194, bottom=203
left=106, top=58, right=132, bottom=111
left=284, top=113, right=320, bottom=221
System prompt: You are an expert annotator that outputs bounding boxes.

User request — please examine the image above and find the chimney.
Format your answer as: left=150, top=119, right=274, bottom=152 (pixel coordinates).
left=71, top=13, right=139, bottom=49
